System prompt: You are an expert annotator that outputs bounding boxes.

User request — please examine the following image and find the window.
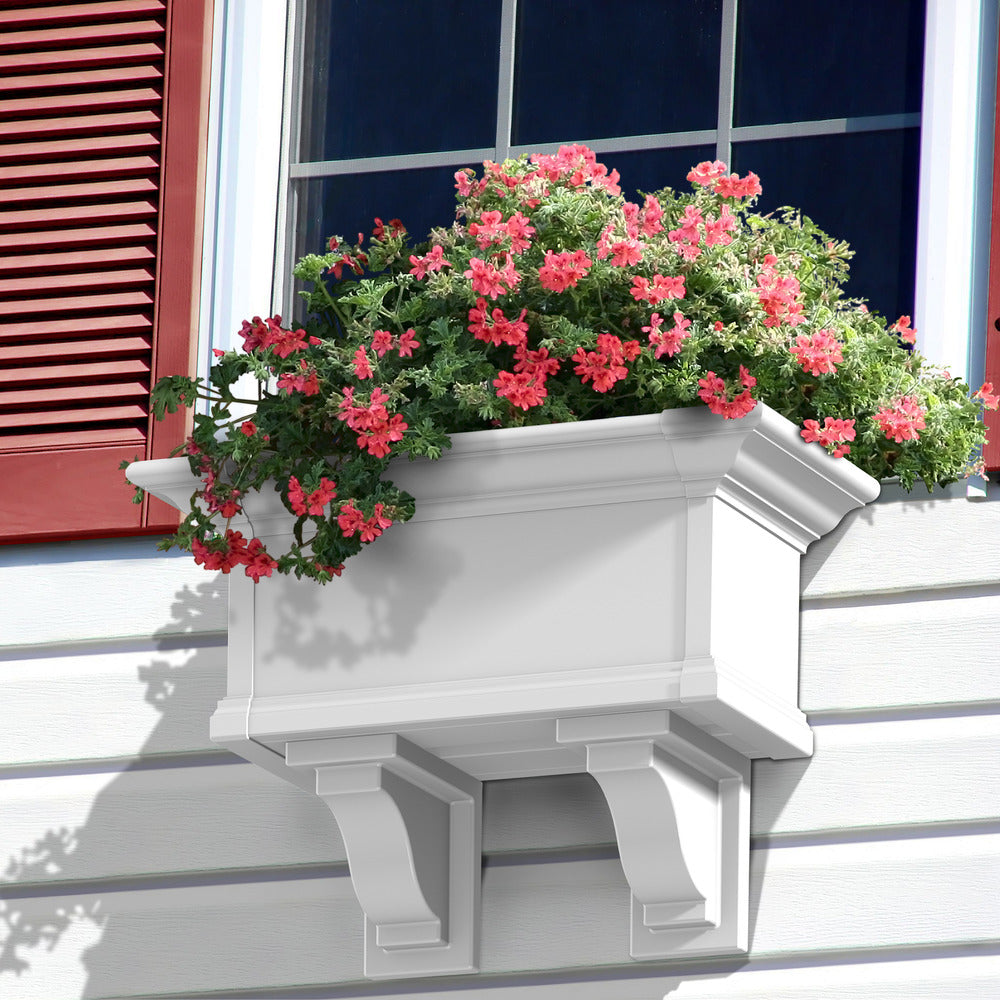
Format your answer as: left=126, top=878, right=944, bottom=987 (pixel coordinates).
left=0, top=0, right=213, bottom=542
left=285, top=0, right=924, bottom=325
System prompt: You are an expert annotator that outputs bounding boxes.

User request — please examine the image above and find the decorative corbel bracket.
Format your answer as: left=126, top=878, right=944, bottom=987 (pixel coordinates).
left=557, top=711, right=750, bottom=959
left=285, top=734, right=482, bottom=979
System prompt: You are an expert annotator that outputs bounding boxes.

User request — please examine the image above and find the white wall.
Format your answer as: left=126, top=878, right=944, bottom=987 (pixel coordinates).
left=2, top=496, right=998, bottom=998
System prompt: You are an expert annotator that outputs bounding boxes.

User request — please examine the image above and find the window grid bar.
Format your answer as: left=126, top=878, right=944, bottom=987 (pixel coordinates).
left=509, top=130, right=719, bottom=159
left=494, top=0, right=517, bottom=161
left=733, top=113, right=921, bottom=144
left=289, top=148, right=499, bottom=180
left=716, top=0, right=738, bottom=165
left=287, top=110, right=920, bottom=183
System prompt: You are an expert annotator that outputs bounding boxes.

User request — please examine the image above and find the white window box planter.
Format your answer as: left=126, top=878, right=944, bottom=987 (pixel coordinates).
left=129, top=404, right=877, bottom=979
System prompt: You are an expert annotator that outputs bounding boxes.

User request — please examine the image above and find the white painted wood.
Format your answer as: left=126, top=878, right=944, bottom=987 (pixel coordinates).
left=5, top=589, right=994, bottom=772
left=1, top=837, right=996, bottom=998
left=559, top=711, right=750, bottom=959
left=914, top=0, right=995, bottom=381
left=0, top=644, right=226, bottom=767
left=7, top=951, right=998, bottom=1000
left=286, top=735, right=482, bottom=977
left=801, top=497, right=1000, bottom=598
left=0, top=540, right=226, bottom=649
left=752, top=713, right=1000, bottom=833
left=201, top=0, right=286, bottom=360
left=800, top=592, right=1000, bottom=711
left=3, top=713, right=996, bottom=888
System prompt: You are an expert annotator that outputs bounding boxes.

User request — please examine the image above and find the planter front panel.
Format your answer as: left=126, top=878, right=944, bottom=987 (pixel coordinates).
left=250, top=497, right=688, bottom=698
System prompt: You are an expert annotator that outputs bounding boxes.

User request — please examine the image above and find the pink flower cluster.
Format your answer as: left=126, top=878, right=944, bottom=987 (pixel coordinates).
left=372, top=217, right=405, bottom=240
left=873, top=396, right=926, bottom=443
left=891, top=315, right=917, bottom=345
left=325, top=236, right=368, bottom=279
left=756, top=255, right=805, bottom=327
left=665, top=203, right=737, bottom=260
left=975, top=382, right=1000, bottom=409
left=529, top=144, right=621, bottom=195
left=277, top=359, right=320, bottom=395
left=687, top=161, right=762, bottom=200
left=199, top=463, right=241, bottom=518
left=338, top=502, right=392, bottom=542
left=468, top=300, right=529, bottom=347
left=464, top=254, right=521, bottom=299
left=572, top=333, right=640, bottom=393
left=238, top=315, right=321, bottom=357
left=790, top=329, right=843, bottom=375
left=287, top=475, right=337, bottom=517
left=468, top=209, right=536, bottom=254
left=409, top=244, right=451, bottom=279
left=630, top=273, right=685, bottom=305
left=800, top=417, right=856, bottom=458
left=192, top=530, right=277, bottom=582
left=492, top=345, right=562, bottom=410
left=337, top=386, right=408, bottom=457
left=643, top=311, right=692, bottom=358
left=538, top=249, right=592, bottom=292
left=697, top=367, right=758, bottom=419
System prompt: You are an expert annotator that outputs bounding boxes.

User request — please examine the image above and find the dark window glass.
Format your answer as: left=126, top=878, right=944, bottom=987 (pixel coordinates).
left=512, top=0, right=722, bottom=146
left=294, top=165, right=474, bottom=263
left=732, top=129, right=921, bottom=320
left=600, top=145, right=719, bottom=201
left=299, top=0, right=502, bottom=161
left=734, top=0, right=924, bottom=126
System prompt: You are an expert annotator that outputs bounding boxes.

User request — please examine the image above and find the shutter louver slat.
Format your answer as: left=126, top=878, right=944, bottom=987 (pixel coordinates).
left=0, top=313, right=153, bottom=342
left=0, top=42, right=165, bottom=74
left=0, top=201, right=158, bottom=227
left=1, top=177, right=159, bottom=205
left=2, top=156, right=160, bottom=183
left=0, top=3, right=166, bottom=30
left=0, top=64, right=163, bottom=93
left=1, top=132, right=161, bottom=162
left=0, top=86, right=162, bottom=116
left=0, top=222, right=157, bottom=250
left=0, top=336, right=151, bottom=363
left=0, top=268, right=155, bottom=295
left=0, top=246, right=156, bottom=273
left=0, top=109, right=162, bottom=142
left=0, top=19, right=165, bottom=51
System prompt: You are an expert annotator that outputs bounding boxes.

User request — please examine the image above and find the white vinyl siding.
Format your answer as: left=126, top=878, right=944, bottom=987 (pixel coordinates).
left=2, top=495, right=999, bottom=998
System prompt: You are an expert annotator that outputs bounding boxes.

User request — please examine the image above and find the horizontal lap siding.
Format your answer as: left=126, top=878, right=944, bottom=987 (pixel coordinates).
left=2, top=498, right=999, bottom=997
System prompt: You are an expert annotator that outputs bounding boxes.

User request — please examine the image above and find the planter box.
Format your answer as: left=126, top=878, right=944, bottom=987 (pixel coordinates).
left=129, top=404, right=878, bottom=978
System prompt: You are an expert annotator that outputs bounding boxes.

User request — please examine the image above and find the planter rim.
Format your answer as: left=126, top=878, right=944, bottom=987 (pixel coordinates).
left=128, top=403, right=880, bottom=553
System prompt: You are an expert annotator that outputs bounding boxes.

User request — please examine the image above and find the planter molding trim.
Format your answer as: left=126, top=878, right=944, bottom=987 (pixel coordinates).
left=129, top=405, right=877, bottom=979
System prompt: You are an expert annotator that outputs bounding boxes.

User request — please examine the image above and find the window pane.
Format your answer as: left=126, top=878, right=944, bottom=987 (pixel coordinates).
left=293, top=165, right=473, bottom=263
left=734, top=0, right=924, bottom=126
left=601, top=145, right=719, bottom=201
left=732, top=129, right=920, bottom=321
left=298, top=0, right=502, bottom=162
left=512, top=0, right=722, bottom=146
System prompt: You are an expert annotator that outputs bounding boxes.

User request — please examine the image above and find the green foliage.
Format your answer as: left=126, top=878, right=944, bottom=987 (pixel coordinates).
left=140, top=147, right=993, bottom=582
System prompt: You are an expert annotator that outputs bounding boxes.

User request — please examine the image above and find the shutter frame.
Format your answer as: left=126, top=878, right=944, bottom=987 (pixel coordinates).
left=985, top=40, right=1000, bottom=471
left=0, top=0, right=213, bottom=543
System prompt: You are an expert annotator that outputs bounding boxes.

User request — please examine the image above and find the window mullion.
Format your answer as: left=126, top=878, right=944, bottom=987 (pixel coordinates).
left=716, top=0, right=738, bottom=165
left=495, top=0, right=518, bottom=160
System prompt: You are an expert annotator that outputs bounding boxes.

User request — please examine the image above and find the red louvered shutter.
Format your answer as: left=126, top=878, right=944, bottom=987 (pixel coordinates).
left=985, top=47, right=1000, bottom=472
left=0, top=0, right=212, bottom=542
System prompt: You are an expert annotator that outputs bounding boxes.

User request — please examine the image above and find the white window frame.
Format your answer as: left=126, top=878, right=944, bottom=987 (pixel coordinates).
left=197, top=0, right=999, bottom=411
